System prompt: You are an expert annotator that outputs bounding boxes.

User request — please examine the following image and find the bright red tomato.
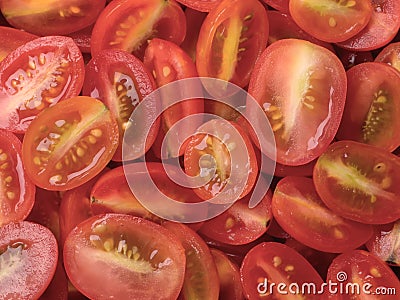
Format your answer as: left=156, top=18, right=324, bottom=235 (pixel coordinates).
left=0, top=221, right=58, bottom=299
left=314, top=140, right=400, bottom=224
left=247, top=39, right=347, bottom=166
left=91, top=0, right=186, bottom=58
left=0, top=0, right=106, bottom=35
left=0, top=26, right=37, bottom=62
left=82, top=49, right=158, bottom=161
left=163, top=221, right=220, bottom=300
left=375, top=41, right=400, bottom=72
left=336, top=62, right=400, bottom=151
left=196, top=0, right=269, bottom=88
left=289, top=0, right=373, bottom=43
left=22, top=96, right=119, bottom=191
left=64, top=214, right=186, bottom=300
left=0, top=129, right=35, bottom=226
left=272, top=176, right=373, bottom=253
left=0, top=36, right=85, bottom=133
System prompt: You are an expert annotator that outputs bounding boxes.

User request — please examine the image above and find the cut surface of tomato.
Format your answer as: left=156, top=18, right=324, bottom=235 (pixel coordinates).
left=22, top=96, right=119, bottom=191
left=63, top=214, right=186, bottom=300
left=0, top=26, right=37, bottom=62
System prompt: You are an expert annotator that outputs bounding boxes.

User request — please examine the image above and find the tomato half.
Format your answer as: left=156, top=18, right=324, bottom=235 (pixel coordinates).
left=22, top=96, right=119, bottom=191
left=336, top=0, right=400, bottom=51
left=0, top=36, right=85, bottom=133
left=240, top=242, right=324, bottom=299
left=314, top=140, right=400, bottom=224
left=326, top=250, right=400, bottom=299
left=82, top=49, right=158, bottom=161
left=289, top=0, right=373, bottom=43
left=196, top=0, right=268, bottom=88
left=375, top=41, right=400, bottom=72
left=0, top=221, right=58, bottom=299
left=163, top=221, right=220, bottom=300
left=0, top=129, right=35, bottom=226
left=0, top=26, right=37, bottom=62
left=0, top=0, right=106, bottom=35
left=91, top=0, right=186, bottom=58
left=175, top=0, right=222, bottom=12
left=64, top=214, right=186, bottom=300
left=336, top=62, right=400, bottom=151
left=247, top=39, right=347, bottom=166
left=272, top=176, right=373, bottom=253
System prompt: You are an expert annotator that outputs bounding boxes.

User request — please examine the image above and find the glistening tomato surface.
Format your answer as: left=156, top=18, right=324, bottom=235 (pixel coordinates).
left=247, top=39, right=347, bottom=166
left=314, top=140, right=400, bottom=224
left=0, top=221, right=58, bottom=299
left=63, top=214, right=186, bottom=300
left=0, top=36, right=85, bottom=133
left=0, top=26, right=37, bottom=62
left=0, top=129, right=35, bottom=226
left=22, top=96, right=119, bottom=191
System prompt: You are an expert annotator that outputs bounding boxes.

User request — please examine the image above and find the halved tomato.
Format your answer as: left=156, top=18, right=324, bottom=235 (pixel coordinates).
left=90, top=0, right=186, bottom=58
left=175, top=0, right=222, bottom=12
left=247, top=39, right=347, bottom=166
left=63, top=214, right=186, bottom=300
left=289, top=0, right=373, bottom=43
left=336, top=62, right=400, bottom=151
left=272, top=176, right=373, bottom=253
left=163, top=221, right=220, bottom=300
left=375, top=41, right=400, bottom=72
left=0, top=129, right=35, bottom=226
left=22, top=96, right=119, bottom=191
left=0, top=221, right=58, bottom=299
left=0, top=0, right=106, bottom=35
left=196, top=0, right=268, bottom=88
left=313, top=140, right=400, bottom=224
left=82, top=49, right=158, bottom=161
left=0, top=36, right=85, bottom=133
left=0, top=26, right=37, bottom=62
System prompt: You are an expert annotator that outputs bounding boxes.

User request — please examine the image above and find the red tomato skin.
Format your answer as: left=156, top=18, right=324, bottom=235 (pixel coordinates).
left=0, top=26, right=37, bottom=62
left=375, top=41, right=400, bottom=72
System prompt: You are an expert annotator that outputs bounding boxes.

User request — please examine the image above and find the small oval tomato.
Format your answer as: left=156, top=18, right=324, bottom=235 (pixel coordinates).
left=22, top=96, right=119, bottom=191
left=196, top=0, right=268, bottom=88
left=0, top=0, right=106, bottom=35
left=247, top=39, right=347, bottom=166
left=163, top=221, right=220, bottom=300
left=0, top=36, right=85, bottom=133
left=336, top=62, right=400, bottom=151
left=64, top=214, right=186, bottom=300
left=0, top=129, right=35, bottom=226
left=82, top=49, right=158, bottom=161
left=375, top=41, right=400, bottom=72
left=91, top=0, right=186, bottom=58
left=326, top=250, right=400, bottom=299
left=272, top=176, right=373, bottom=253
left=176, top=0, right=222, bottom=12
left=289, top=0, right=373, bottom=43
left=0, top=221, right=58, bottom=299
left=0, top=26, right=37, bottom=62
left=314, top=140, right=400, bottom=224
left=240, top=242, right=324, bottom=299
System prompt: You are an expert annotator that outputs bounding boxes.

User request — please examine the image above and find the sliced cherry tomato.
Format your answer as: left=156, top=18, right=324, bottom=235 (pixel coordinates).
left=163, top=221, right=220, bottom=300
left=0, top=0, right=106, bottom=35
left=272, top=176, right=373, bottom=253
left=64, top=214, right=186, bottom=300
left=366, top=221, right=400, bottom=266
left=326, top=250, right=400, bottom=299
left=184, top=118, right=258, bottom=201
left=247, top=39, right=347, bottom=166
left=0, top=26, right=37, bottom=62
left=22, top=96, right=119, bottom=191
left=289, top=0, right=373, bottom=43
left=336, top=0, right=400, bottom=51
left=82, top=49, right=158, bottom=161
left=314, top=140, right=400, bottom=224
left=0, top=36, right=85, bottom=133
left=180, top=8, right=207, bottom=61
left=0, top=129, right=35, bottom=226
left=375, top=41, right=400, bottom=72
left=176, top=0, right=222, bottom=12
left=144, top=38, right=204, bottom=158
left=0, top=221, right=58, bottom=299
left=261, top=0, right=289, bottom=13
left=240, top=242, right=324, bottom=299
left=210, top=248, right=244, bottom=300
left=196, top=0, right=268, bottom=88
left=91, top=0, right=186, bottom=58
left=336, top=62, right=400, bottom=151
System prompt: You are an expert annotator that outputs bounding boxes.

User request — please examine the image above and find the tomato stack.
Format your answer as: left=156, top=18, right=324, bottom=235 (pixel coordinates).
left=0, top=0, right=400, bottom=299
